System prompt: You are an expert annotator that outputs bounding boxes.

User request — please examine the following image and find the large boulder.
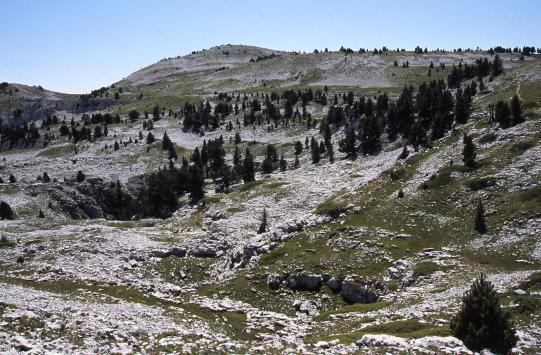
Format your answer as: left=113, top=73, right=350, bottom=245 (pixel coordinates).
left=341, top=281, right=378, bottom=304
left=286, top=273, right=323, bottom=291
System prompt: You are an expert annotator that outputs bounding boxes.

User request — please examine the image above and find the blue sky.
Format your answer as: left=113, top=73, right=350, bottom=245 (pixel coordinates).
left=0, top=0, right=539, bottom=94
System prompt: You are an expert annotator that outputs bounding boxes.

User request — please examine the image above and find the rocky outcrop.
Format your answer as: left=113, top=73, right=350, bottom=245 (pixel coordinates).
left=286, top=273, right=323, bottom=291
left=341, top=281, right=378, bottom=304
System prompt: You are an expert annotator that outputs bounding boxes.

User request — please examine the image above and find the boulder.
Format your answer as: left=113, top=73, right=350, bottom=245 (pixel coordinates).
left=341, top=282, right=378, bottom=304
left=286, top=273, right=323, bottom=291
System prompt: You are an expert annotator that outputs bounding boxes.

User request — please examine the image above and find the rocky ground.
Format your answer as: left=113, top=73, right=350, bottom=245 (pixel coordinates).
left=1, top=46, right=540, bottom=353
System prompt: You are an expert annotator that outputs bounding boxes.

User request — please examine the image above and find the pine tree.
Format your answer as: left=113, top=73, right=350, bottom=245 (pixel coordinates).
left=398, top=146, right=409, bottom=160
left=474, top=199, right=487, bottom=234
left=42, top=172, right=51, bottom=183
left=328, top=144, right=335, bottom=163
left=189, top=166, right=205, bottom=201
left=311, top=137, right=320, bottom=163
left=495, top=100, right=511, bottom=128
left=38, top=209, right=45, bottom=218
left=294, top=141, right=303, bottom=155
left=279, top=154, right=287, bottom=171
left=462, top=134, right=476, bottom=168
left=146, top=132, right=155, bottom=144
left=76, top=170, right=86, bottom=182
left=9, top=174, right=16, bottom=183
left=398, top=188, right=405, bottom=198
left=262, top=157, right=273, bottom=174
left=451, top=274, right=517, bottom=354
left=258, top=208, right=267, bottom=234
left=342, top=128, right=357, bottom=157
left=0, top=201, right=15, bottom=220
left=511, top=95, right=523, bottom=126
left=242, top=148, right=255, bottom=183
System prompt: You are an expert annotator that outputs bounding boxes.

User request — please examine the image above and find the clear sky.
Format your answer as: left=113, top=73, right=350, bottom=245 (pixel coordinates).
left=0, top=0, right=539, bottom=94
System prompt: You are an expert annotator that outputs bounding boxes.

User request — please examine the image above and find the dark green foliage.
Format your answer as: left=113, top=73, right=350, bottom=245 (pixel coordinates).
left=258, top=208, right=267, bottom=234
left=242, top=148, right=255, bottom=183
left=495, top=100, right=511, bottom=128
left=475, top=199, right=487, bottom=234
left=311, top=137, right=320, bottom=163
left=128, top=110, right=140, bottom=122
left=261, top=157, right=273, bottom=174
left=146, top=132, right=155, bottom=144
left=279, top=154, right=287, bottom=171
left=76, top=170, right=85, bottom=182
left=0, top=201, right=15, bottom=220
left=451, top=274, right=517, bottom=354
left=398, top=146, right=409, bottom=160
left=359, top=114, right=382, bottom=155
left=340, top=128, right=357, bottom=157
left=397, top=188, right=405, bottom=198
left=462, top=134, right=476, bottom=168
left=294, top=141, right=303, bottom=155
left=9, top=174, right=16, bottom=183
left=152, top=105, right=161, bottom=121
left=511, top=95, right=523, bottom=126
left=42, top=172, right=51, bottom=183
left=189, top=165, right=205, bottom=201
left=38, top=209, right=45, bottom=218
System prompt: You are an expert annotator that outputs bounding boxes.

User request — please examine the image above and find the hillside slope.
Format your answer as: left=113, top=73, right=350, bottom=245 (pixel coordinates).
left=0, top=46, right=540, bottom=353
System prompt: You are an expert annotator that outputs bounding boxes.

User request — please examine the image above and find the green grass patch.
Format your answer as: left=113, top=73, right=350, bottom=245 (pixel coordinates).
left=325, top=319, right=450, bottom=344
left=315, top=302, right=389, bottom=321
left=37, top=143, right=76, bottom=158
left=413, top=261, right=440, bottom=278
left=315, top=196, right=348, bottom=217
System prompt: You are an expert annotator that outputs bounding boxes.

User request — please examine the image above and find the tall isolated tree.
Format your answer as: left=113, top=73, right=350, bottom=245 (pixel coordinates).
left=475, top=199, right=487, bottom=234
left=462, top=134, right=476, bottom=168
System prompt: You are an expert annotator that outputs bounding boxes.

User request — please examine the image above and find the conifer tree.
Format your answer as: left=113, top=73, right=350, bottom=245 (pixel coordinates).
left=398, top=188, right=404, bottom=198
left=511, top=94, right=523, bottom=126
left=146, top=132, right=155, bottom=144
left=279, top=154, right=287, bottom=171
left=42, top=172, right=51, bottom=183
left=294, top=141, right=303, bottom=156
left=398, top=146, right=409, bottom=160
left=451, top=274, right=516, bottom=354
left=258, top=208, right=267, bottom=234
left=76, top=170, right=86, bottom=182
left=9, top=174, right=16, bottom=183
left=189, top=166, right=205, bottom=201
left=311, top=137, right=320, bottom=163
left=495, top=100, right=511, bottom=128
left=242, top=148, right=255, bottom=183
left=342, top=128, right=357, bottom=157
left=474, top=199, right=487, bottom=234
left=38, top=209, right=45, bottom=218
left=0, top=201, right=14, bottom=220
left=462, top=134, right=476, bottom=168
